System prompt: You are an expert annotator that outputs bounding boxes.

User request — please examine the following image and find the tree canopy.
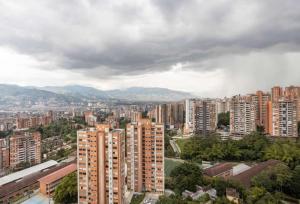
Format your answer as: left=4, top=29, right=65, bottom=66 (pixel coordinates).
left=168, top=162, right=203, bottom=193
left=251, top=163, right=292, bottom=193
left=217, top=112, right=230, bottom=128
left=180, top=132, right=269, bottom=162
left=53, top=172, right=77, bottom=204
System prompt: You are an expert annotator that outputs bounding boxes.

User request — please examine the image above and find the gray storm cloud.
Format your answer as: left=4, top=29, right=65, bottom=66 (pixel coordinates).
left=0, top=0, right=300, bottom=85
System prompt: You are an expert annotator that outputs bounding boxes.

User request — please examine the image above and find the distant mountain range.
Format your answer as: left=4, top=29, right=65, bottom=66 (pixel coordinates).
left=0, top=84, right=193, bottom=105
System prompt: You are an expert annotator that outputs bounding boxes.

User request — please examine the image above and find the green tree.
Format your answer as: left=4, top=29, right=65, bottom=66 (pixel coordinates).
left=119, top=118, right=129, bottom=129
left=157, top=195, right=187, bottom=204
left=217, top=112, right=230, bottom=128
left=256, top=125, right=265, bottom=134
left=254, top=192, right=282, bottom=204
left=251, top=163, right=292, bottom=193
left=264, top=141, right=300, bottom=167
left=130, top=194, right=145, bottom=204
left=248, top=187, right=267, bottom=203
left=0, top=130, right=12, bottom=138
left=56, top=149, right=66, bottom=158
left=73, top=116, right=86, bottom=125
left=53, top=172, right=77, bottom=204
left=214, top=196, right=233, bottom=204
left=169, top=162, right=203, bottom=193
left=288, top=165, right=300, bottom=198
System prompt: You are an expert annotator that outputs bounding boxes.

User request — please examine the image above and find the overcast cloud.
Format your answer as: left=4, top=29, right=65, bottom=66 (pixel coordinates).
left=0, top=0, right=300, bottom=97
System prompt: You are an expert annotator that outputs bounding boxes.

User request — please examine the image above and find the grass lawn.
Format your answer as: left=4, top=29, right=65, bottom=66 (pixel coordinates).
left=165, top=158, right=183, bottom=177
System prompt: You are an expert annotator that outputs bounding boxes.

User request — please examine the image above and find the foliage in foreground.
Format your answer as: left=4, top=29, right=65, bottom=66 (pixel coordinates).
left=167, top=162, right=203, bottom=194
left=53, top=172, right=77, bottom=204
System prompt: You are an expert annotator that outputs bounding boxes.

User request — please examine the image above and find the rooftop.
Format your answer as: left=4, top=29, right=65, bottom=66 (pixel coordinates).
left=38, top=163, right=77, bottom=184
left=0, top=160, right=58, bottom=186
left=0, top=162, right=74, bottom=198
left=204, top=163, right=235, bottom=177
left=232, top=163, right=251, bottom=176
left=230, top=160, right=281, bottom=188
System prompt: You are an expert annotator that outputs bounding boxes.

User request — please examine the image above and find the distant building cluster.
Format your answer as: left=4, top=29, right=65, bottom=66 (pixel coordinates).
left=16, top=111, right=54, bottom=129
left=149, top=102, right=185, bottom=129
left=0, top=85, right=299, bottom=204
left=230, top=86, right=300, bottom=138
left=149, top=85, right=300, bottom=139
left=0, top=130, right=41, bottom=170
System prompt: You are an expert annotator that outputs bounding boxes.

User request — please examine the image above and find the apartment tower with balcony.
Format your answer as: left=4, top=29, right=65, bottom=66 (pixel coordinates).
left=126, top=119, right=164, bottom=193
left=77, top=125, right=125, bottom=204
left=230, top=95, right=257, bottom=136
left=9, top=130, right=41, bottom=168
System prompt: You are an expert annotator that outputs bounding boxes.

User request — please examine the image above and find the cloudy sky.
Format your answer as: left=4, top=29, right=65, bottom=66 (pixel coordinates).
left=0, top=0, right=300, bottom=97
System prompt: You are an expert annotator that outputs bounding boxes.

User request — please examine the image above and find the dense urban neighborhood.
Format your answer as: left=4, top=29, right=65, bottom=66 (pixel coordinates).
left=0, top=85, right=299, bottom=203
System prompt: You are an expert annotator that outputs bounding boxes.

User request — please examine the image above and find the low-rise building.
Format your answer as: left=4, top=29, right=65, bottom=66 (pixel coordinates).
left=38, top=163, right=77, bottom=197
left=204, top=163, right=251, bottom=179
left=182, top=186, right=217, bottom=200
left=204, top=163, right=235, bottom=178
left=230, top=160, right=281, bottom=188
left=0, top=161, right=73, bottom=204
left=226, top=188, right=240, bottom=204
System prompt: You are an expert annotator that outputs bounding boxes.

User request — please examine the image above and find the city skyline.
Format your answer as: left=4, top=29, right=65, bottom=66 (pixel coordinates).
left=1, top=1, right=300, bottom=203
left=1, top=1, right=300, bottom=97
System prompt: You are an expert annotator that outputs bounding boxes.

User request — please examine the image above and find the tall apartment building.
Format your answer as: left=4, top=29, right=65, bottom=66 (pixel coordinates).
left=154, top=104, right=167, bottom=125
left=84, top=111, right=97, bottom=127
left=255, top=91, right=272, bottom=133
left=284, top=86, right=300, bottom=122
left=77, top=125, right=125, bottom=204
left=185, top=99, right=196, bottom=134
left=230, top=95, right=257, bottom=136
left=270, top=86, right=300, bottom=135
left=216, top=98, right=231, bottom=114
left=284, top=86, right=300, bottom=100
left=130, top=111, right=142, bottom=122
left=126, top=119, right=164, bottom=193
left=194, top=100, right=217, bottom=136
left=271, top=86, right=284, bottom=102
left=0, top=138, right=10, bottom=170
left=271, top=100, right=298, bottom=137
left=9, top=131, right=41, bottom=168
left=170, top=102, right=185, bottom=129
left=154, top=103, right=184, bottom=129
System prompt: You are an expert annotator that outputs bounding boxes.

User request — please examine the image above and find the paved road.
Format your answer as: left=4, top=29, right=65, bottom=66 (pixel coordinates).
left=170, top=139, right=181, bottom=153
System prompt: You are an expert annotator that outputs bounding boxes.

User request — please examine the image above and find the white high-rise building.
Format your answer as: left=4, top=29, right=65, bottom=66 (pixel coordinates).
left=230, top=95, right=257, bottom=136
left=194, top=100, right=217, bottom=136
left=185, top=99, right=196, bottom=134
left=271, top=100, right=298, bottom=137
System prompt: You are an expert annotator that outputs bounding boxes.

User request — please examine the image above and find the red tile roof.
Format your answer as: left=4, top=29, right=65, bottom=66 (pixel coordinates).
left=230, top=160, right=281, bottom=188
left=0, top=162, right=75, bottom=198
left=38, top=163, right=77, bottom=185
left=204, top=163, right=235, bottom=177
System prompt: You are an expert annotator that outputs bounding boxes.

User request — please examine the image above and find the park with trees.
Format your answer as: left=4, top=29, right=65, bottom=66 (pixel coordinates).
left=160, top=131, right=300, bottom=203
